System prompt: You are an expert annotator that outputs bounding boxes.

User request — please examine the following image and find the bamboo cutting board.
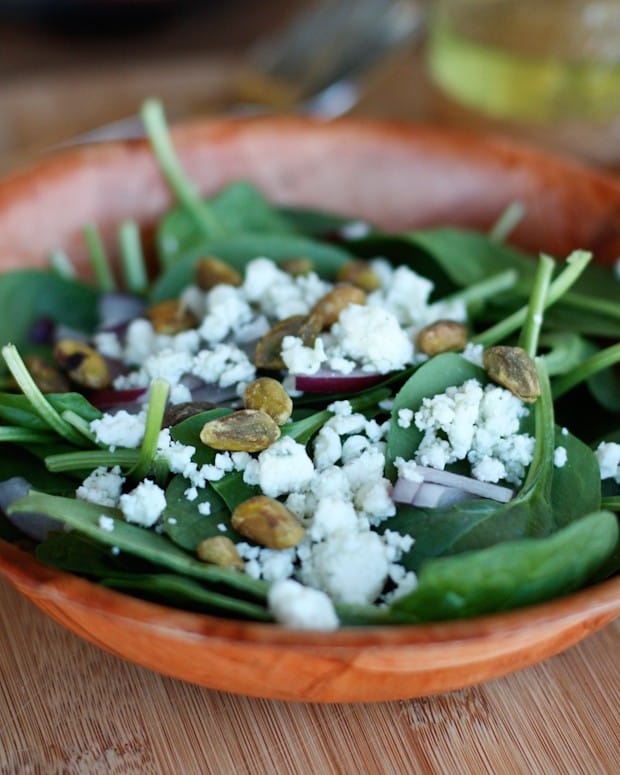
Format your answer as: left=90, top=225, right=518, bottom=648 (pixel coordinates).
left=0, top=579, right=618, bottom=774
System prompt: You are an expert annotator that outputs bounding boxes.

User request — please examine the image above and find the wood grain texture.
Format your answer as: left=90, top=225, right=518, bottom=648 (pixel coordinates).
left=1, top=579, right=618, bottom=774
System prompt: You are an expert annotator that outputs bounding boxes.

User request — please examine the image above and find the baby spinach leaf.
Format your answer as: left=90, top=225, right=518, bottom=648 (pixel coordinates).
left=0, top=444, right=75, bottom=494
left=102, top=574, right=271, bottom=620
left=169, top=407, right=231, bottom=464
left=277, top=206, right=352, bottom=237
left=210, top=472, right=260, bottom=512
left=157, top=181, right=295, bottom=266
left=9, top=490, right=267, bottom=600
left=36, top=530, right=157, bottom=577
left=0, top=271, right=99, bottom=361
left=150, top=234, right=352, bottom=301
left=163, top=474, right=232, bottom=551
left=385, top=353, right=486, bottom=478
left=0, top=391, right=102, bottom=432
left=36, top=530, right=270, bottom=620
left=391, top=510, right=618, bottom=621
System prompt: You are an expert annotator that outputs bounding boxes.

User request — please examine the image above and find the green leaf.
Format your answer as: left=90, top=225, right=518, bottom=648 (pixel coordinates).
left=0, top=271, right=99, bottom=366
left=391, top=511, right=618, bottom=621
left=150, top=234, right=352, bottom=301
left=8, top=490, right=268, bottom=600
left=101, top=574, right=271, bottom=620
left=157, top=182, right=294, bottom=266
left=163, top=475, right=232, bottom=551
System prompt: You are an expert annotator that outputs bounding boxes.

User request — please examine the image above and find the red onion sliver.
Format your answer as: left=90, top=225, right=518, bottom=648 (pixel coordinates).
left=412, top=482, right=470, bottom=509
left=392, top=476, right=422, bottom=505
left=295, top=369, right=385, bottom=394
left=88, top=387, right=147, bottom=410
left=413, top=466, right=514, bottom=503
left=0, top=477, right=62, bottom=541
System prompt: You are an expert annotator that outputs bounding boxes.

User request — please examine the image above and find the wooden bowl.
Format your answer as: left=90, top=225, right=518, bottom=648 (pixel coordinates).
left=0, top=116, right=618, bottom=703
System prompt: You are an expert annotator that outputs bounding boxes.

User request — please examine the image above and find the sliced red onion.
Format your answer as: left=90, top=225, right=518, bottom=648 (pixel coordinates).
left=392, top=476, right=422, bottom=505
left=28, top=316, right=56, bottom=345
left=97, top=292, right=146, bottom=332
left=294, top=369, right=385, bottom=394
left=413, top=466, right=514, bottom=503
left=412, top=482, right=470, bottom=509
left=0, top=477, right=62, bottom=541
left=88, top=387, right=147, bottom=410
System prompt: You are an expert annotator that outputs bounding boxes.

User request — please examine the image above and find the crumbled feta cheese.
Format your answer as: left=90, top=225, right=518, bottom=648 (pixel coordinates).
left=281, top=335, right=326, bottom=374
left=76, top=465, right=125, bottom=507
left=313, top=426, right=342, bottom=470
left=308, top=497, right=358, bottom=541
left=553, top=446, right=568, bottom=468
left=299, top=531, right=390, bottom=605
left=197, top=501, right=212, bottom=516
left=461, top=342, right=485, bottom=367
left=397, top=408, right=413, bottom=429
left=354, top=478, right=395, bottom=521
left=98, top=515, right=115, bottom=532
left=330, top=304, right=413, bottom=373
left=414, top=379, right=534, bottom=485
left=256, top=437, right=315, bottom=498
left=193, top=343, right=256, bottom=388
left=268, top=579, right=339, bottom=630
left=90, top=410, right=146, bottom=450
left=198, top=284, right=253, bottom=344
left=119, top=480, right=166, bottom=527
left=394, top=456, right=423, bottom=484
left=595, top=441, right=620, bottom=483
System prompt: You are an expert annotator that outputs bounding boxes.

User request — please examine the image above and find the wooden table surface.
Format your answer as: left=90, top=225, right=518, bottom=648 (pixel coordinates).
left=0, top=4, right=619, bottom=773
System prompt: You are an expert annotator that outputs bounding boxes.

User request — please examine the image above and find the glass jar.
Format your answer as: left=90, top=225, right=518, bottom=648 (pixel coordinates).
left=425, top=0, right=620, bottom=167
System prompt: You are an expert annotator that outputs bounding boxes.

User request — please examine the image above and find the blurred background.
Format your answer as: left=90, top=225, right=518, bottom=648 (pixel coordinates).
left=0, top=0, right=619, bottom=173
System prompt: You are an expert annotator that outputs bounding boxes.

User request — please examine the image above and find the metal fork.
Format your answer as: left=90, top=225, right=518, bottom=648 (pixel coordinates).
left=69, top=0, right=424, bottom=144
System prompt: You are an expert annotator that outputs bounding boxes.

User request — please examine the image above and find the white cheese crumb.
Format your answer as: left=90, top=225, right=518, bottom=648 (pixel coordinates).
left=98, top=515, right=115, bottom=532
left=119, top=480, right=166, bottom=527
left=553, top=446, right=568, bottom=468
left=76, top=465, right=125, bottom=507
left=330, top=304, right=413, bottom=373
left=256, top=437, right=315, bottom=498
left=198, top=501, right=212, bottom=516
left=299, top=531, right=390, bottom=605
left=461, top=342, right=484, bottom=367
left=414, top=379, right=534, bottom=486
left=268, top=579, right=339, bottom=630
left=90, top=410, right=147, bottom=450
left=397, top=408, right=414, bottom=429
left=595, top=441, right=620, bottom=483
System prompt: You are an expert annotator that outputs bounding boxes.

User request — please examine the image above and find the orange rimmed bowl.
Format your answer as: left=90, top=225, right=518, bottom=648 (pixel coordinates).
left=0, top=116, right=618, bottom=702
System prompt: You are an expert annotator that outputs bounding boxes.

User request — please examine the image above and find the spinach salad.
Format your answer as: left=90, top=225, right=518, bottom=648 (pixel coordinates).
left=0, top=100, right=618, bottom=629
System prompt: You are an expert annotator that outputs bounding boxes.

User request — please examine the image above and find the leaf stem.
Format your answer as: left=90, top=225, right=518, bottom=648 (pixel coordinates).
left=131, top=378, right=169, bottom=480
left=519, top=254, right=555, bottom=357
left=140, top=99, right=226, bottom=239
left=489, top=201, right=526, bottom=243
left=552, top=342, right=620, bottom=399
left=83, top=223, right=116, bottom=291
left=474, top=250, right=592, bottom=347
left=118, top=220, right=148, bottom=294
left=442, top=269, right=517, bottom=307
left=49, top=249, right=76, bottom=279
left=0, top=426, right=57, bottom=443
left=45, top=449, right=140, bottom=472
left=1, top=344, right=87, bottom=446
